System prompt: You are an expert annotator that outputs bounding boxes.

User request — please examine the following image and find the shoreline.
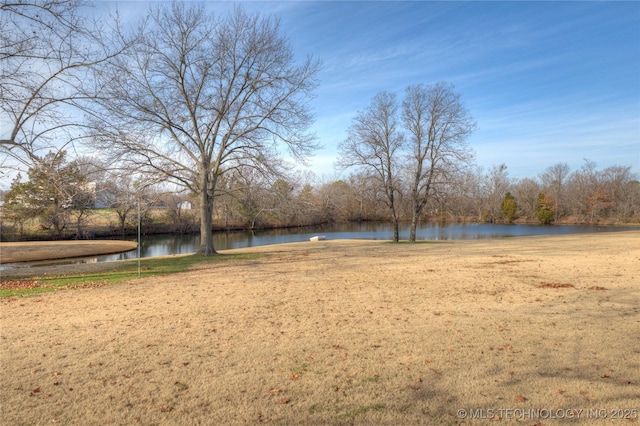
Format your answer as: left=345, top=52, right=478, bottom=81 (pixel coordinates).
left=0, top=240, right=138, bottom=264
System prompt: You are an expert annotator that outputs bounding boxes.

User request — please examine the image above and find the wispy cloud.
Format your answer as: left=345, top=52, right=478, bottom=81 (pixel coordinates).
left=52, top=2, right=640, bottom=181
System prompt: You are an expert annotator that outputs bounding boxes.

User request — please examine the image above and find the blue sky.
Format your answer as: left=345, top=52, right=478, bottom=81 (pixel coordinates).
left=103, top=1, right=640, bottom=179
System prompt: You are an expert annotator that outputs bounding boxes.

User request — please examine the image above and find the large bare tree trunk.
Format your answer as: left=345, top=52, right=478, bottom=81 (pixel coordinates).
left=409, top=168, right=422, bottom=242
left=387, top=186, right=400, bottom=242
left=409, top=209, right=419, bottom=242
left=197, top=173, right=216, bottom=256
left=391, top=210, right=400, bottom=243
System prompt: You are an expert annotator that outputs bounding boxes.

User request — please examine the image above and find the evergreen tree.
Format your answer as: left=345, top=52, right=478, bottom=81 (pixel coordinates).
left=4, top=151, right=92, bottom=236
left=501, top=192, right=518, bottom=223
left=536, top=192, right=555, bottom=225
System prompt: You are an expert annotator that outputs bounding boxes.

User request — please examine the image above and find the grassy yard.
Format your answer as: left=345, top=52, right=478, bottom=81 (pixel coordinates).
left=1, top=233, right=639, bottom=424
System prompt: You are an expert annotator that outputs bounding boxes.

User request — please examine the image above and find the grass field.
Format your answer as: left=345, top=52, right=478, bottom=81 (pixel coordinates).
left=1, top=232, right=639, bottom=424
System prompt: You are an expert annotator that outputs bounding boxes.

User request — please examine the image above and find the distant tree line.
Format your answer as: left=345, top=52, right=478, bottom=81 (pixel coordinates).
left=216, top=159, right=638, bottom=228
left=1, top=152, right=637, bottom=241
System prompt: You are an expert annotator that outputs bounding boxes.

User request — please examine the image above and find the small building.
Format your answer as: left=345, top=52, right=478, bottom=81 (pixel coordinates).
left=178, top=201, right=192, bottom=210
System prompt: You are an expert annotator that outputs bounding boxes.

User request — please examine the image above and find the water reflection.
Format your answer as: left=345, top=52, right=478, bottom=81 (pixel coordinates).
left=92, top=222, right=637, bottom=263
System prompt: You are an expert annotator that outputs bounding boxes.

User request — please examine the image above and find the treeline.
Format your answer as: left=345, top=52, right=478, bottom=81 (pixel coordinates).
left=214, top=160, right=639, bottom=227
left=1, top=152, right=637, bottom=241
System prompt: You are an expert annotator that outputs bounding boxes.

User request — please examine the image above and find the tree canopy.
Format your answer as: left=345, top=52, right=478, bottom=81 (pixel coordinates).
left=0, top=0, right=123, bottom=171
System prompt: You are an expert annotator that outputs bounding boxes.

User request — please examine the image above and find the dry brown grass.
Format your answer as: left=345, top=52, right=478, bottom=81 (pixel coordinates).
left=0, top=240, right=137, bottom=264
left=1, top=232, right=639, bottom=425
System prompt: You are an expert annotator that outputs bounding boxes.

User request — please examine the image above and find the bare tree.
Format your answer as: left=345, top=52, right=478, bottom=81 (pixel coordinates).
left=598, top=165, right=636, bottom=221
left=481, top=164, right=511, bottom=223
left=512, top=177, right=541, bottom=220
left=566, top=159, right=598, bottom=219
left=347, top=171, right=386, bottom=221
left=540, top=162, right=570, bottom=222
left=446, top=168, right=484, bottom=220
left=159, top=191, right=197, bottom=234
left=98, top=174, right=142, bottom=235
left=337, top=92, right=403, bottom=242
left=0, top=0, right=122, bottom=173
left=402, top=82, right=475, bottom=241
left=90, top=4, right=320, bottom=255
left=227, top=166, right=272, bottom=229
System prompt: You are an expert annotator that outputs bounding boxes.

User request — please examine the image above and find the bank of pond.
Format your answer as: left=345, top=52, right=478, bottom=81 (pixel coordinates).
left=89, top=222, right=637, bottom=262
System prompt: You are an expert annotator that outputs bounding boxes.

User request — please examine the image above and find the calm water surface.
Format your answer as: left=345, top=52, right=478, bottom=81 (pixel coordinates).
left=92, top=222, right=638, bottom=263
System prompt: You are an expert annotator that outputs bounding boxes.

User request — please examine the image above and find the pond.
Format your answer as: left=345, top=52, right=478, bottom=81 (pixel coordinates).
left=92, top=222, right=638, bottom=262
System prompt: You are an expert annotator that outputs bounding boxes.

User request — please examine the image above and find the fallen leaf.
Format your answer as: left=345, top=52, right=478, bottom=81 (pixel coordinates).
left=269, top=388, right=282, bottom=393
left=538, top=282, right=575, bottom=288
left=515, top=394, right=526, bottom=402
left=278, top=398, right=290, bottom=404
left=0, top=280, right=45, bottom=291
left=174, top=381, right=188, bottom=390
left=414, top=377, right=422, bottom=383
left=327, top=344, right=346, bottom=350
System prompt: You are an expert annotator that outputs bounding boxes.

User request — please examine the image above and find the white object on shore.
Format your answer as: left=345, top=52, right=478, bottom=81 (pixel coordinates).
left=310, top=235, right=326, bottom=242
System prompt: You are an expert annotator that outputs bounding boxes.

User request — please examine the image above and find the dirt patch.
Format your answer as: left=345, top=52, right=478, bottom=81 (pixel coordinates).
left=588, top=286, right=608, bottom=291
left=538, top=282, right=575, bottom=288
left=1, top=232, right=639, bottom=424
